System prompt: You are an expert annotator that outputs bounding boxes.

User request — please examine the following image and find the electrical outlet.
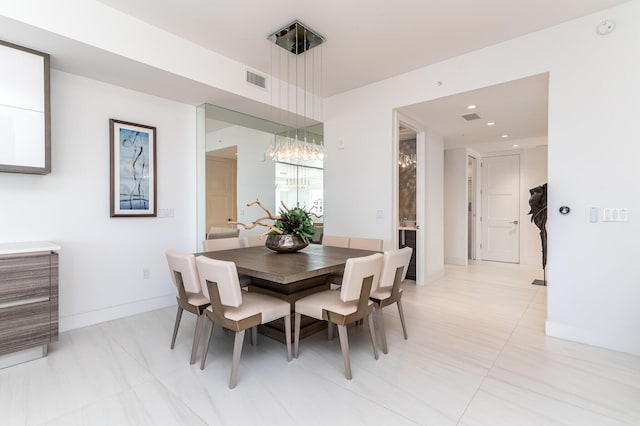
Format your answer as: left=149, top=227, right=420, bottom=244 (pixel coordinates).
left=142, top=268, right=150, bottom=279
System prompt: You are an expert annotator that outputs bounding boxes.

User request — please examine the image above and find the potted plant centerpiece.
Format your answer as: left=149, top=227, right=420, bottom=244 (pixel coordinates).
left=230, top=199, right=316, bottom=252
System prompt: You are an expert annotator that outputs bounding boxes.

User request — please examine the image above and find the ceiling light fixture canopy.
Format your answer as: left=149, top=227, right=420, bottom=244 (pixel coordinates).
left=266, top=20, right=326, bottom=165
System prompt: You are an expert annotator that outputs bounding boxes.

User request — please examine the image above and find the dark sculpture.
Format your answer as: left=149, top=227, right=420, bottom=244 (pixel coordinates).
left=528, top=183, right=547, bottom=268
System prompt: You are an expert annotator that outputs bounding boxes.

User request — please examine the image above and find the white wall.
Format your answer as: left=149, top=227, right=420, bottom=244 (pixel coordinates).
left=323, top=100, right=393, bottom=248
left=325, top=2, right=640, bottom=354
left=206, top=125, right=275, bottom=238
left=0, top=70, right=197, bottom=331
left=424, top=129, right=445, bottom=282
left=443, top=148, right=468, bottom=266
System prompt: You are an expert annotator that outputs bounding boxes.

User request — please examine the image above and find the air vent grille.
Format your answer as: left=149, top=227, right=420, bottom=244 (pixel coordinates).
left=461, top=113, right=481, bottom=121
left=246, top=70, right=266, bottom=89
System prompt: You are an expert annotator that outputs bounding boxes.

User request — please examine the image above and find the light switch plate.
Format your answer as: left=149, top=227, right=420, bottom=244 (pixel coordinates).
left=603, top=207, right=628, bottom=222
left=590, top=207, right=598, bottom=223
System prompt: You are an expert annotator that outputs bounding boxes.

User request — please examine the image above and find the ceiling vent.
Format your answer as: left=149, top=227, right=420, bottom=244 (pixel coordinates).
left=246, top=70, right=266, bottom=89
left=462, top=113, right=481, bottom=121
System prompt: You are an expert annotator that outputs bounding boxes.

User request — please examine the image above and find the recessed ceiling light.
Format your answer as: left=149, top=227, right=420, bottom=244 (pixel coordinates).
left=467, top=104, right=477, bottom=110
left=501, top=134, right=509, bottom=138
left=486, top=122, right=495, bottom=126
left=513, top=144, right=519, bottom=148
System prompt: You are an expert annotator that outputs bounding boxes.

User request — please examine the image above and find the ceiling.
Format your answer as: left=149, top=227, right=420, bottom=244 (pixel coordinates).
left=96, top=0, right=629, bottom=97
left=90, top=0, right=627, bottom=152
left=400, top=73, right=549, bottom=152
left=0, top=1, right=628, bottom=152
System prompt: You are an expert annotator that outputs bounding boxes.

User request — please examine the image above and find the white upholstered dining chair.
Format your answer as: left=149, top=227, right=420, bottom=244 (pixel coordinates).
left=165, top=250, right=210, bottom=365
left=321, top=235, right=351, bottom=287
left=370, top=247, right=412, bottom=354
left=294, top=253, right=383, bottom=380
left=349, top=237, right=383, bottom=251
left=242, top=235, right=265, bottom=247
left=202, top=237, right=251, bottom=287
left=203, top=236, right=241, bottom=252
left=196, top=256, right=292, bottom=389
left=321, top=235, right=350, bottom=248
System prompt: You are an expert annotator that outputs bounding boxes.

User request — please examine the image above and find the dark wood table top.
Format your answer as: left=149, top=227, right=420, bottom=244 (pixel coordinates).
left=198, top=244, right=378, bottom=285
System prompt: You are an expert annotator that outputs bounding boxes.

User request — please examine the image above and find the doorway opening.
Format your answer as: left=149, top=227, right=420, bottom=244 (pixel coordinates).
left=398, top=123, right=417, bottom=280
left=397, top=73, right=548, bottom=269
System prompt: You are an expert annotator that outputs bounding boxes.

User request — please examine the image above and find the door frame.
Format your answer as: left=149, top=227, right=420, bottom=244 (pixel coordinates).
left=468, top=154, right=478, bottom=261
left=393, top=112, right=425, bottom=285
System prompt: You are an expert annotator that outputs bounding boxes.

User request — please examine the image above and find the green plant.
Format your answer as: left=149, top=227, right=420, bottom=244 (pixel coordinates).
left=230, top=199, right=320, bottom=244
left=273, top=206, right=315, bottom=243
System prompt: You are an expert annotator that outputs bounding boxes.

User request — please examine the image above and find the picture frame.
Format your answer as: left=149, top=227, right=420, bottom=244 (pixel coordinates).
left=109, top=119, right=157, bottom=217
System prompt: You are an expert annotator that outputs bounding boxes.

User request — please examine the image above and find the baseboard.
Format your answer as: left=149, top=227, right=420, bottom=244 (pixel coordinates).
left=59, top=294, right=176, bottom=333
left=420, top=269, right=445, bottom=285
left=444, top=257, right=467, bottom=266
left=545, top=320, right=640, bottom=356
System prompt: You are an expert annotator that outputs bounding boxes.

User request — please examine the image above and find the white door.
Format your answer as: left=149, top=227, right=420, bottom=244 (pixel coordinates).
left=481, top=154, right=520, bottom=263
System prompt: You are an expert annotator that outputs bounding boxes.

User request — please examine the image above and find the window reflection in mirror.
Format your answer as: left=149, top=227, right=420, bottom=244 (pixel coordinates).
left=275, top=162, right=324, bottom=218
left=196, top=104, right=323, bottom=245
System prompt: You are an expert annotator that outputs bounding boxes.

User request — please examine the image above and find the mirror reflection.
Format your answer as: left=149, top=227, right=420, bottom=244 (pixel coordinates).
left=197, top=104, right=324, bottom=244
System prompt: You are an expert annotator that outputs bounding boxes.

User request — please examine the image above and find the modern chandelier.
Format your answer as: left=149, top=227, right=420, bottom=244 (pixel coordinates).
left=266, top=21, right=326, bottom=164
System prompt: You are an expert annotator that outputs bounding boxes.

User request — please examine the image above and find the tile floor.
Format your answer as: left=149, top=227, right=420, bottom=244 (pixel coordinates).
left=2, top=261, right=639, bottom=425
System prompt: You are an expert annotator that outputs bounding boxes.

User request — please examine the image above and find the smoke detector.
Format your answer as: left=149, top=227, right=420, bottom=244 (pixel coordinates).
left=596, top=20, right=615, bottom=36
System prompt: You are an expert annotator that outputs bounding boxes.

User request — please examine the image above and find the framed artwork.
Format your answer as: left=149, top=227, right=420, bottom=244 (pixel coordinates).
left=109, top=119, right=157, bottom=217
left=0, top=40, right=51, bottom=174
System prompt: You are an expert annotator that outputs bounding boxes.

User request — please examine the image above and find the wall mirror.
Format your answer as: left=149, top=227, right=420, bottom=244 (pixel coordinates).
left=196, top=103, right=323, bottom=243
left=0, top=40, right=50, bottom=174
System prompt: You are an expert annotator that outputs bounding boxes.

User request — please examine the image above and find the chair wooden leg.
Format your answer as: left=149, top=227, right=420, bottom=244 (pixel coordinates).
left=200, top=320, right=214, bottom=370
left=190, top=314, right=204, bottom=365
left=293, top=313, right=301, bottom=358
left=397, top=300, right=408, bottom=340
left=229, top=330, right=246, bottom=389
left=170, top=306, right=183, bottom=349
left=251, top=326, right=258, bottom=346
left=284, top=314, right=292, bottom=362
left=366, top=313, right=379, bottom=360
left=376, top=307, right=388, bottom=354
left=336, top=324, right=352, bottom=380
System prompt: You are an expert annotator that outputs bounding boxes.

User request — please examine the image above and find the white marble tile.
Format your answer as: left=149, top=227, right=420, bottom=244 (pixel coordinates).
left=99, top=306, right=201, bottom=377
left=39, top=378, right=207, bottom=426
left=460, top=382, right=619, bottom=426
left=3, top=325, right=154, bottom=425
left=481, top=331, right=640, bottom=424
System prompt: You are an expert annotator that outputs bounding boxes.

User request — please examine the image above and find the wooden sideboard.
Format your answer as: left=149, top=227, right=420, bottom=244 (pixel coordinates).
left=0, top=242, right=60, bottom=365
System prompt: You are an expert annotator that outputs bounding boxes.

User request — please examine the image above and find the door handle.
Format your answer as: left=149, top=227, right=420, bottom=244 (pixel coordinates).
left=510, top=220, right=519, bottom=225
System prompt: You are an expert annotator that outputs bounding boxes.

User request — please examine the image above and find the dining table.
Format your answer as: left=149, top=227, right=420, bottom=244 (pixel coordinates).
left=198, top=244, right=378, bottom=343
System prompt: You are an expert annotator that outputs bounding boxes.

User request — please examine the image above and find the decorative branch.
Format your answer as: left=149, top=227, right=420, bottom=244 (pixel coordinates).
left=228, top=198, right=283, bottom=236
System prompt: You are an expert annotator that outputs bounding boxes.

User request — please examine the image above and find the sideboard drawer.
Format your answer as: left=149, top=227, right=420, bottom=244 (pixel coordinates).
left=0, top=299, right=52, bottom=356
left=0, top=254, right=51, bottom=305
